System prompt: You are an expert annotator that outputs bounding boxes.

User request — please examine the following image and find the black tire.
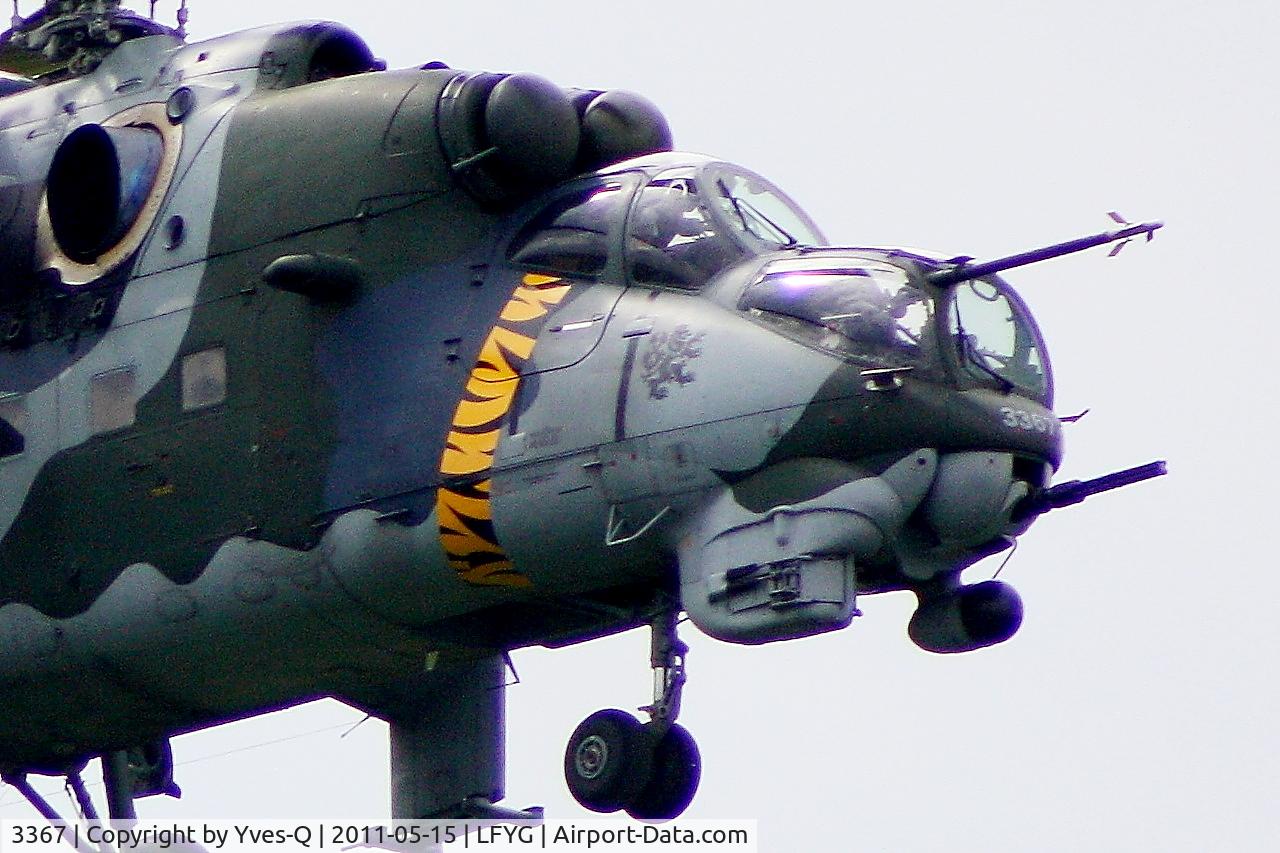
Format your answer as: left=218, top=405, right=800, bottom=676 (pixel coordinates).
left=564, top=709, right=652, bottom=813
left=625, top=722, right=701, bottom=821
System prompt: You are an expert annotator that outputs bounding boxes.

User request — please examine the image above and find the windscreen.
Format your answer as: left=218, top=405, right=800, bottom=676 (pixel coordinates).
left=948, top=278, right=1049, bottom=399
left=709, top=166, right=825, bottom=249
left=627, top=171, right=744, bottom=289
left=740, top=259, right=933, bottom=368
left=625, top=163, right=826, bottom=291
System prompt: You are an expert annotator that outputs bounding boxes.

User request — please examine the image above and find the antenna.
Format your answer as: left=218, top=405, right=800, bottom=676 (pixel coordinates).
left=176, top=0, right=187, bottom=40
left=11, top=1, right=20, bottom=29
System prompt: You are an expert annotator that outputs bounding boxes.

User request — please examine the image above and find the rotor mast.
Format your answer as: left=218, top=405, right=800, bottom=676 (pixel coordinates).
left=1, top=1, right=183, bottom=79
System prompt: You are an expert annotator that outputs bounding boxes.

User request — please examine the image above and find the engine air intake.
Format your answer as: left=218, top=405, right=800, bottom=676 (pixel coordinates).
left=46, top=124, right=163, bottom=264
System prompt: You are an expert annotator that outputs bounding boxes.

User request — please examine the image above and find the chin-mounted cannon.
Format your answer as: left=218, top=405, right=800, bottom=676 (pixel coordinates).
left=674, top=444, right=1165, bottom=651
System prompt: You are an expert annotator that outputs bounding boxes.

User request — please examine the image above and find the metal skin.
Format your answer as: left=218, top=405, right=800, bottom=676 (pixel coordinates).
left=0, top=14, right=1120, bottom=821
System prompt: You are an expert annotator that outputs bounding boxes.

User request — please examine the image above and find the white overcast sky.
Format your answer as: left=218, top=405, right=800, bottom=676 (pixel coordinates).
left=2, top=1, right=1278, bottom=851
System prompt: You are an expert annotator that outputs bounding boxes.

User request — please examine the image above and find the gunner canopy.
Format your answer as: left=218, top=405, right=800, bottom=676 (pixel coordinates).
left=741, top=258, right=932, bottom=368
left=740, top=255, right=1050, bottom=401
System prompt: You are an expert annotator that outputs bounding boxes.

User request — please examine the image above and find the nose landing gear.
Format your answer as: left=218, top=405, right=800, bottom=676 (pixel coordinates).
left=564, top=709, right=654, bottom=813
left=563, top=610, right=701, bottom=820
left=625, top=721, right=700, bottom=821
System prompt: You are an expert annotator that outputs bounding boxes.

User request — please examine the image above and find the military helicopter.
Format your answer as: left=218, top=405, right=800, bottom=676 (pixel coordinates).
left=0, top=0, right=1166, bottom=829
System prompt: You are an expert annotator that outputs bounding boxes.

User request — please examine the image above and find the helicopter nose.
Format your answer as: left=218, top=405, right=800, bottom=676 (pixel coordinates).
left=920, top=451, right=1028, bottom=546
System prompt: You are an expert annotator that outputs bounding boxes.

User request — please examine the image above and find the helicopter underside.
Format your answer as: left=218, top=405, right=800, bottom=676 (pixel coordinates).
left=677, top=447, right=1030, bottom=648
left=0, top=436, right=1035, bottom=779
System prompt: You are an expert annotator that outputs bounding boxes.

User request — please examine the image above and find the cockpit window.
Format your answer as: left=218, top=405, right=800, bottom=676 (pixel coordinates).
left=740, top=259, right=933, bottom=368
left=508, top=182, right=628, bottom=277
left=627, top=171, right=745, bottom=289
left=709, top=167, right=825, bottom=249
left=948, top=279, right=1047, bottom=396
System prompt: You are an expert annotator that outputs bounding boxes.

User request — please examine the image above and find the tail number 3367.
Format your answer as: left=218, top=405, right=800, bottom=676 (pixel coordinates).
left=999, top=406, right=1056, bottom=435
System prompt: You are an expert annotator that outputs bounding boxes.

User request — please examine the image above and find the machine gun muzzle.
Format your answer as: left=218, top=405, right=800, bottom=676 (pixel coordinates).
left=1013, top=460, right=1167, bottom=522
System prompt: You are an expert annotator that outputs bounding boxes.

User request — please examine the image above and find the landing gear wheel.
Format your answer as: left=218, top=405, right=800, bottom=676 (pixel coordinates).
left=626, top=722, right=701, bottom=821
left=564, top=709, right=652, bottom=813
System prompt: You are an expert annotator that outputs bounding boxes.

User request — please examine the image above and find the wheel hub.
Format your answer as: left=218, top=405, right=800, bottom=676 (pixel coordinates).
left=574, top=735, right=609, bottom=779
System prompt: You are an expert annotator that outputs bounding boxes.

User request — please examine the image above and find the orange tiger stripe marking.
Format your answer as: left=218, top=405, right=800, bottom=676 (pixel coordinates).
left=437, top=274, right=571, bottom=587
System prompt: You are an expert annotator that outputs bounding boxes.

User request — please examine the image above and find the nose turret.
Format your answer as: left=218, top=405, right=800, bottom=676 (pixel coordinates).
left=677, top=222, right=1163, bottom=653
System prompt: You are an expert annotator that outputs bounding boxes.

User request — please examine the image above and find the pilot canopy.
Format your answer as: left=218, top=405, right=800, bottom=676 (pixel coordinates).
left=736, top=253, right=1051, bottom=402
left=506, top=158, right=825, bottom=292
left=625, top=164, right=825, bottom=290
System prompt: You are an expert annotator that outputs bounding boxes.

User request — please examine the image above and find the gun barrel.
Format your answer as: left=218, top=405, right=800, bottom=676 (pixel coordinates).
left=1015, top=460, right=1167, bottom=520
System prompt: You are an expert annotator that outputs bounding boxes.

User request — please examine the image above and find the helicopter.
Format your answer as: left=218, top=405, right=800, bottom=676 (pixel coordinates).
left=0, top=0, right=1168, bottom=829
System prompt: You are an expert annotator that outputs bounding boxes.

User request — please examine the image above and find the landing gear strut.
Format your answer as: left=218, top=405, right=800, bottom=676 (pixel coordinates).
left=564, top=609, right=701, bottom=821
left=2, top=740, right=181, bottom=852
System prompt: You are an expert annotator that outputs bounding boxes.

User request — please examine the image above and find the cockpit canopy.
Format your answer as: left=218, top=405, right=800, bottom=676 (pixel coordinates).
left=506, top=157, right=824, bottom=290
left=741, top=257, right=931, bottom=368
left=736, top=252, right=1052, bottom=404
left=503, top=159, right=1050, bottom=403
left=946, top=276, right=1049, bottom=400
left=626, top=164, right=824, bottom=289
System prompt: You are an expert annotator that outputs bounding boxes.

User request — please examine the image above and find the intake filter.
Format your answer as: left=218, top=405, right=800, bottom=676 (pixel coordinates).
left=437, top=71, right=673, bottom=208
left=576, top=89, right=672, bottom=173
left=46, top=123, right=164, bottom=264
left=438, top=71, right=580, bottom=207
left=256, top=23, right=380, bottom=89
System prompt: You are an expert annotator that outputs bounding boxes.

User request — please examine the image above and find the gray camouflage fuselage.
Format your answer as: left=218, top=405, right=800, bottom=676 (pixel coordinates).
left=0, top=20, right=1061, bottom=789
